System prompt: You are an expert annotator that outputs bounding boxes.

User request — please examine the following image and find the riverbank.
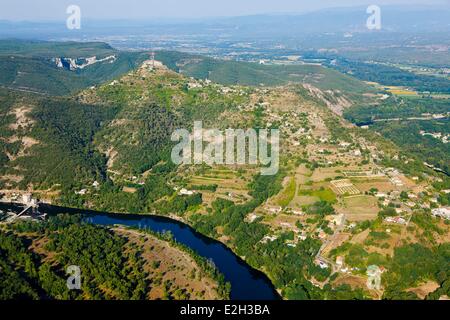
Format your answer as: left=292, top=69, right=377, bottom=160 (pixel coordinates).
left=113, top=226, right=228, bottom=299
left=0, top=202, right=281, bottom=300
left=43, top=203, right=282, bottom=298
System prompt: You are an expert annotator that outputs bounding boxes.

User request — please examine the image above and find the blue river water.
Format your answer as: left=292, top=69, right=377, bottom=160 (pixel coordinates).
left=0, top=203, right=280, bottom=300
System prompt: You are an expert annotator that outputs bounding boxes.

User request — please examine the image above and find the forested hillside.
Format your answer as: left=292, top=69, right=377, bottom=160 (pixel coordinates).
left=0, top=214, right=229, bottom=300
left=0, top=88, right=118, bottom=191
left=345, top=97, right=450, bottom=174
left=328, top=58, right=450, bottom=94
left=0, top=40, right=148, bottom=95
left=156, top=51, right=375, bottom=95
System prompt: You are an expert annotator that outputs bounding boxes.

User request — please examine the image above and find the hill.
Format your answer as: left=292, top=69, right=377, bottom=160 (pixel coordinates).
left=0, top=44, right=448, bottom=301
left=155, top=51, right=375, bottom=95
left=0, top=40, right=148, bottom=95
left=0, top=40, right=375, bottom=101
left=0, top=214, right=229, bottom=300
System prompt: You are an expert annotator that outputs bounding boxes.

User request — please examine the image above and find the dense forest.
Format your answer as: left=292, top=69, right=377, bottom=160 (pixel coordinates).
left=0, top=215, right=146, bottom=299
left=12, top=97, right=117, bottom=189
left=344, top=97, right=450, bottom=174
left=328, top=58, right=450, bottom=94
left=373, top=120, right=450, bottom=174
left=0, top=214, right=230, bottom=300
left=345, top=96, right=450, bottom=124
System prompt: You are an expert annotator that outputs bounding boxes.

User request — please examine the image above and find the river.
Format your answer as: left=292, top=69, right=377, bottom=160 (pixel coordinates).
left=0, top=203, right=280, bottom=300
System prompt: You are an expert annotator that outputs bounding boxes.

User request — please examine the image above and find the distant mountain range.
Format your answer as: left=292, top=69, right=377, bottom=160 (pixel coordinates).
left=1, top=5, right=450, bottom=40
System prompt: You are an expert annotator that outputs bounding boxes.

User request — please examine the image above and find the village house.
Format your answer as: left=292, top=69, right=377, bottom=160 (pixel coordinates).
left=317, top=229, right=327, bottom=240
left=431, top=207, right=450, bottom=220
left=179, top=188, right=195, bottom=196
left=286, top=207, right=304, bottom=215
left=248, top=214, right=260, bottom=223
left=421, top=203, right=431, bottom=209
left=330, top=214, right=345, bottom=226
left=265, top=205, right=282, bottom=214
left=336, top=256, right=344, bottom=268
left=315, top=259, right=329, bottom=269
left=75, top=189, right=87, bottom=195
left=261, top=235, right=278, bottom=243
left=375, top=192, right=388, bottom=198
left=405, top=201, right=416, bottom=208
left=280, top=222, right=293, bottom=228
left=385, top=216, right=407, bottom=225
left=187, top=82, right=203, bottom=90
left=298, top=233, right=307, bottom=241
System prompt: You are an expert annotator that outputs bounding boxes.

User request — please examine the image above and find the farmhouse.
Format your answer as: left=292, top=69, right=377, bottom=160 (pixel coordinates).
left=385, top=216, right=406, bottom=225
left=336, top=256, right=344, bottom=268
left=265, top=205, right=282, bottom=214
left=432, top=207, right=450, bottom=220
left=179, top=188, right=195, bottom=196
left=315, top=259, right=329, bottom=269
left=375, top=192, right=388, bottom=198
left=75, top=189, right=87, bottom=195
left=286, top=207, right=304, bottom=215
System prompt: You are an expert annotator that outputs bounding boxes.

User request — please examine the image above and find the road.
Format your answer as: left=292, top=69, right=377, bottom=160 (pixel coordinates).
left=315, top=214, right=347, bottom=274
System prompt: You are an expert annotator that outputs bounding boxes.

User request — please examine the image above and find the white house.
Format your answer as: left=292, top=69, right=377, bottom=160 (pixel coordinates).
left=385, top=216, right=406, bottom=225
left=75, top=189, right=87, bottom=195
left=336, top=256, right=344, bottom=267
left=432, top=207, right=450, bottom=220
left=265, top=205, right=282, bottom=214
left=179, top=188, right=195, bottom=196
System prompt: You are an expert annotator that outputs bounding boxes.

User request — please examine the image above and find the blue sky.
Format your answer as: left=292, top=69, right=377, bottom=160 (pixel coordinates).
left=1, top=0, right=448, bottom=21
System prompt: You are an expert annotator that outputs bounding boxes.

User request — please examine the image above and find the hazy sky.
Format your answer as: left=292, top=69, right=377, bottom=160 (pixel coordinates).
left=1, top=0, right=448, bottom=21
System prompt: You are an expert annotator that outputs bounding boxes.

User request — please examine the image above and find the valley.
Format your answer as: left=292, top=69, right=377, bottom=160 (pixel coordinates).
left=0, top=39, right=449, bottom=301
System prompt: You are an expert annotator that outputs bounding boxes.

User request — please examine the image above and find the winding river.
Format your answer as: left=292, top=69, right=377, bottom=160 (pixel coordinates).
left=0, top=203, right=280, bottom=300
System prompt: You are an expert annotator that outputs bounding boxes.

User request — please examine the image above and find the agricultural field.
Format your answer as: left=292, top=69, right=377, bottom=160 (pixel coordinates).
left=185, top=166, right=255, bottom=209
left=330, top=179, right=361, bottom=196
left=352, top=177, right=396, bottom=193
left=298, top=188, right=337, bottom=203
left=310, top=167, right=341, bottom=182
left=337, top=195, right=379, bottom=221
left=385, top=86, right=419, bottom=97
left=275, top=177, right=297, bottom=207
